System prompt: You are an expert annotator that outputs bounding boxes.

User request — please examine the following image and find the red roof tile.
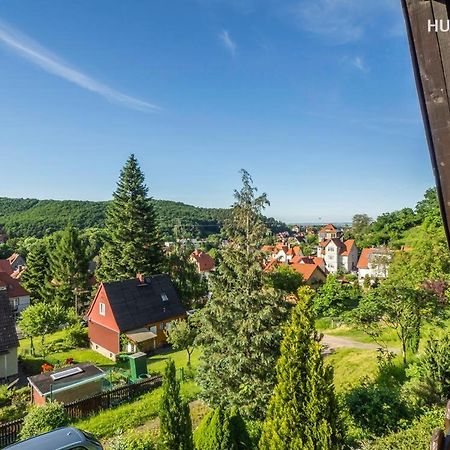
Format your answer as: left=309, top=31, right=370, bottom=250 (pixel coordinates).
left=357, top=248, right=374, bottom=269
left=0, top=260, right=13, bottom=275
left=190, top=250, right=215, bottom=272
left=263, top=259, right=280, bottom=273
left=0, top=272, right=29, bottom=298
left=341, top=239, right=355, bottom=256
left=291, top=255, right=303, bottom=264
left=319, top=224, right=337, bottom=233
left=290, top=263, right=324, bottom=282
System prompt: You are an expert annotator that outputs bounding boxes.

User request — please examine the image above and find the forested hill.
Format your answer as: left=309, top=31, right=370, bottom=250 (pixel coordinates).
left=0, top=197, right=287, bottom=239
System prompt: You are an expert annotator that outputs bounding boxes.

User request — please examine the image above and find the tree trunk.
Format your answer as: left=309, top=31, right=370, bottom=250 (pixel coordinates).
left=187, top=348, right=192, bottom=366
left=401, top=337, right=407, bottom=366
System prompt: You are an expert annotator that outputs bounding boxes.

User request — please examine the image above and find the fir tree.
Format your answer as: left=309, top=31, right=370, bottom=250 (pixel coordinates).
left=21, top=241, right=51, bottom=303
left=166, top=247, right=208, bottom=309
left=49, top=225, right=89, bottom=310
left=194, top=407, right=252, bottom=450
left=196, top=170, right=289, bottom=420
left=158, top=359, right=194, bottom=450
left=97, top=154, right=164, bottom=282
left=259, top=287, right=343, bottom=450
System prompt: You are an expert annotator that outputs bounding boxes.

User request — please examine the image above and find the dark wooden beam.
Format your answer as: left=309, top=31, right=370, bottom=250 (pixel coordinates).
left=401, top=0, right=450, bottom=244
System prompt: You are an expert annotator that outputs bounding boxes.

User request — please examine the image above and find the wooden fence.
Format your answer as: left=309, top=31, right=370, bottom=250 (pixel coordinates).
left=0, top=375, right=163, bottom=448
left=65, top=375, right=163, bottom=419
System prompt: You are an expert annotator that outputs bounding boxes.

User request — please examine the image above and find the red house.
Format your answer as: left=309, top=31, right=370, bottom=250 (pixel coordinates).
left=190, top=249, right=215, bottom=273
left=87, top=274, right=186, bottom=360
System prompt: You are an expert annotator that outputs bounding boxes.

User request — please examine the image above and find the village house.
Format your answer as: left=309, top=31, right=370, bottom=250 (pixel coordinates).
left=317, top=239, right=358, bottom=274
left=28, top=363, right=106, bottom=405
left=318, top=224, right=343, bottom=241
left=293, top=256, right=326, bottom=271
left=289, top=263, right=327, bottom=285
left=0, top=253, right=26, bottom=279
left=87, top=274, right=186, bottom=360
left=264, top=259, right=326, bottom=286
left=190, top=249, right=215, bottom=273
left=262, top=243, right=303, bottom=263
left=0, top=272, right=30, bottom=319
left=357, top=247, right=393, bottom=283
left=0, top=285, right=19, bottom=382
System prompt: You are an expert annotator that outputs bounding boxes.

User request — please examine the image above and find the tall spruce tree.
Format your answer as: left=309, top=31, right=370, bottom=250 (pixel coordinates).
left=196, top=170, right=289, bottom=420
left=21, top=241, right=51, bottom=303
left=158, top=359, right=194, bottom=450
left=50, top=225, right=89, bottom=310
left=97, top=154, right=164, bottom=282
left=259, top=287, right=343, bottom=450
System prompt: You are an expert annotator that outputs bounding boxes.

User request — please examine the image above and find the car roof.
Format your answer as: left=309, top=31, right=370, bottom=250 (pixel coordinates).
left=5, top=427, right=86, bottom=449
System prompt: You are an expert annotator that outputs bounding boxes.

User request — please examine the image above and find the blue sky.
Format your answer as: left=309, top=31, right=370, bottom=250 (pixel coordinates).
left=0, top=0, right=434, bottom=223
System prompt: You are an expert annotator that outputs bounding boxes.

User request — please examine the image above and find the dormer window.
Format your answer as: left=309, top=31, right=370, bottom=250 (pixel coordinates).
left=99, top=302, right=106, bottom=316
left=161, top=293, right=169, bottom=302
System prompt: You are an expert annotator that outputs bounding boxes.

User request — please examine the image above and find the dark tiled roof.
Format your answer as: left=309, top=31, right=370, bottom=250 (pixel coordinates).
left=103, top=274, right=186, bottom=332
left=0, top=288, right=18, bottom=352
left=28, top=363, right=105, bottom=396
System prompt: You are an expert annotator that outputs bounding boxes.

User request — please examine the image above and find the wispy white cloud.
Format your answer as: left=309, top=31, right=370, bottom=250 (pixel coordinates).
left=0, top=19, right=159, bottom=112
left=218, top=30, right=237, bottom=56
left=351, top=56, right=368, bottom=72
left=285, top=0, right=401, bottom=44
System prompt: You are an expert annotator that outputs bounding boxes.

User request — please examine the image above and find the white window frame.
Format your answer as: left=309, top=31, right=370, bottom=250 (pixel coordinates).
left=99, top=302, right=106, bottom=316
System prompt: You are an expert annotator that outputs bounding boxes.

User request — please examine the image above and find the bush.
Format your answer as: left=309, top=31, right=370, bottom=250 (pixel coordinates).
left=19, top=402, right=68, bottom=440
left=194, top=407, right=252, bottom=450
left=362, top=408, right=442, bottom=450
left=407, top=333, right=450, bottom=406
left=64, top=323, right=89, bottom=348
left=0, top=386, right=11, bottom=405
left=344, top=379, right=411, bottom=437
left=0, top=387, right=31, bottom=424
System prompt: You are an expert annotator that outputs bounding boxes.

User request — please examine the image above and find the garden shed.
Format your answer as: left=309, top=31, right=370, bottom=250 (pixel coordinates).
left=28, top=363, right=106, bottom=405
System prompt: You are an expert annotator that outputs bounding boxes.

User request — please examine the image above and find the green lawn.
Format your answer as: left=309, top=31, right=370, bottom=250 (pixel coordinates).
left=326, top=348, right=379, bottom=392
left=76, top=380, right=201, bottom=438
left=147, top=348, right=201, bottom=375
left=316, top=318, right=401, bottom=347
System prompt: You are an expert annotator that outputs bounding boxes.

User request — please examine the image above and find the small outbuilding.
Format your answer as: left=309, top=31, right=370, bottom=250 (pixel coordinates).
left=28, top=363, right=106, bottom=405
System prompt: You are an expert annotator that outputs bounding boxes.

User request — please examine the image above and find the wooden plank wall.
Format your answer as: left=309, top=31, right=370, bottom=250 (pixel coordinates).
left=401, top=0, right=450, bottom=244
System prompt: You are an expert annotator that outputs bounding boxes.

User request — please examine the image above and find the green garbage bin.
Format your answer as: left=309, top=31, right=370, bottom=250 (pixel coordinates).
left=128, top=352, right=148, bottom=382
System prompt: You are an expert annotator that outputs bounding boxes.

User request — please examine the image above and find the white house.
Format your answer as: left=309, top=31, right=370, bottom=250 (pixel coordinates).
left=317, top=238, right=358, bottom=274
left=318, top=224, right=343, bottom=241
left=357, top=248, right=392, bottom=283
left=272, top=244, right=303, bottom=263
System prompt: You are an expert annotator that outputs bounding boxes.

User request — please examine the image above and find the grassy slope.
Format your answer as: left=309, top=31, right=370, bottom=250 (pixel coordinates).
left=326, top=348, right=379, bottom=392
left=76, top=381, right=200, bottom=438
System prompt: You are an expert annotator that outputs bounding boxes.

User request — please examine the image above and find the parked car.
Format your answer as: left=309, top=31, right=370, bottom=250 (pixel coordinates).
left=5, top=427, right=103, bottom=449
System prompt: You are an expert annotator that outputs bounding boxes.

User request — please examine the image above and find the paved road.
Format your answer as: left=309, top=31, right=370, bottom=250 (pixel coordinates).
left=321, top=334, right=398, bottom=353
